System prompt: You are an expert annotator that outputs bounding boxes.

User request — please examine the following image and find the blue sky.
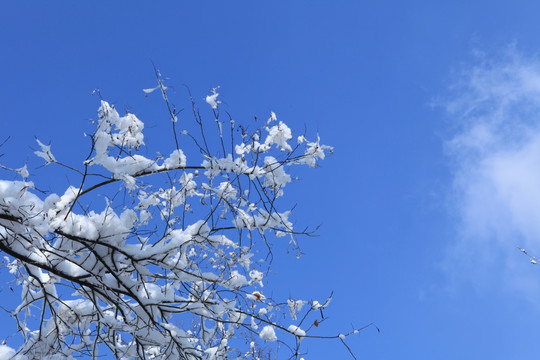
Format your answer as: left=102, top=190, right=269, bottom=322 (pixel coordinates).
left=3, top=1, right=540, bottom=359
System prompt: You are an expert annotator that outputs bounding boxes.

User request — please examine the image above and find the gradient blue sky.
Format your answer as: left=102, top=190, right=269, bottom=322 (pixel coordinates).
left=3, top=2, right=540, bottom=359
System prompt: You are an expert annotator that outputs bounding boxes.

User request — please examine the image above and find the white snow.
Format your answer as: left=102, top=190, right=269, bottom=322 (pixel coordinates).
left=206, top=87, right=221, bottom=109
left=259, top=326, right=277, bottom=342
left=287, top=325, right=306, bottom=338
left=0, top=345, right=15, bottom=358
left=163, top=149, right=187, bottom=169
left=287, top=298, right=307, bottom=320
left=34, top=138, right=56, bottom=164
left=262, top=121, right=292, bottom=152
left=15, top=165, right=29, bottom=178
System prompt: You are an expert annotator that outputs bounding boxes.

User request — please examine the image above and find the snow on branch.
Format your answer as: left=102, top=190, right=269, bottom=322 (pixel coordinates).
left=34, top=138, right=56, bottom=165
left=0, top=76, right=372, bottom=360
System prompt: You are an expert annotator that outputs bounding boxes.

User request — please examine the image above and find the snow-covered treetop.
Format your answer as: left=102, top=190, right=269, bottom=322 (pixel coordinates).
left=0, top=74, right=372, bottom=360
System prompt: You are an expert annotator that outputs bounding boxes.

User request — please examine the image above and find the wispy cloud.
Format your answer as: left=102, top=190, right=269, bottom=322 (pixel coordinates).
left=444, top=47, right=540, bottom=299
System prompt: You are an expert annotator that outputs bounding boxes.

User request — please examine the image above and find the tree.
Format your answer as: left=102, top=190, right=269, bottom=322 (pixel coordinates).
left=0, top=71, right=373, bottom=360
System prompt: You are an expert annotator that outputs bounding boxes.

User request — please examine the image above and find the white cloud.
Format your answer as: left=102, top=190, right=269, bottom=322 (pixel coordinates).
left=444, top=47, right=540, bottom=300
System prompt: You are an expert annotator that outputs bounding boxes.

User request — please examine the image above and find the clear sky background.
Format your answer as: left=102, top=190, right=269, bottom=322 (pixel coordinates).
left=3, top=1, right=540, bottom=359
